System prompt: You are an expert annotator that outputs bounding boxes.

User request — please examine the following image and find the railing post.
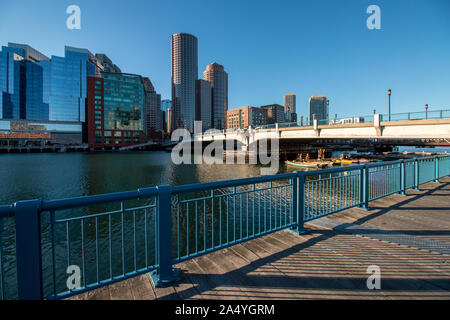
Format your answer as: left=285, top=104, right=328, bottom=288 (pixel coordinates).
left=296, top=172, right=307, bottom=234
left=14, top=199, right=43, bottom=300
left=399, top=160, right=406, bottom=195
left=291, top=172, right=298, bottom=229
left=150, top=185, right=179, bottom=287
left=434, top=156, right=440, bottom=183
left=414, top=158, right=419, bottom=190
left=359, top=165, right=369, bottom=210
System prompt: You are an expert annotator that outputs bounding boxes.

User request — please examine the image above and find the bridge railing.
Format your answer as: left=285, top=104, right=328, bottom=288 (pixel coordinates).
left=0, top=155, right=449, bottom=300
left=256, top=108, right=450, bottom=130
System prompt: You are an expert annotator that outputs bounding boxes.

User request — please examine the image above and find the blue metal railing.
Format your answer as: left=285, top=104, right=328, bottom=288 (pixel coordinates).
left=0, top=155, right=449, bottom=300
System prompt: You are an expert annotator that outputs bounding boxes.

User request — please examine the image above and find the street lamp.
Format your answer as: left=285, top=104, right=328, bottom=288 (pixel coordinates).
left=388, top=89, right=391, bottom=121
left=425, top=104, right=428, bottom=120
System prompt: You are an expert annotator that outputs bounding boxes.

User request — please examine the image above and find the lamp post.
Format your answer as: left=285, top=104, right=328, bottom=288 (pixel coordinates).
left=425, top=104, right=428, bottom=120
left=388, top=89, right=391, bottom=121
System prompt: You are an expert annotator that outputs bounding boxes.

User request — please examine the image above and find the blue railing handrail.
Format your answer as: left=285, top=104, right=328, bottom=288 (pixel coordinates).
left=0, top=154, right=449, bottom=300
left=40, top=187, right=158, bottom=212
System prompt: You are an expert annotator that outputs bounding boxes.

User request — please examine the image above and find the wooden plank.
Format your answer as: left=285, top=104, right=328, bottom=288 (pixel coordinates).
left=108, top=279, right=134, bottom=300
left=128, top=274, right=157, bottom=300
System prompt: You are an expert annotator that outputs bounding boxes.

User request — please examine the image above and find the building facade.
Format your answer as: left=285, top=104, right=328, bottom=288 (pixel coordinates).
left=308, top=95, right=329, bottom=124
left=0, top=45, right=49, bottom=121
left=142, top=77, right=162, bottom=140
left=226, top=106, right=267, bottom=129
left=284, top=93, right=296, bottom=122
left=38, top=46, right=101, bottom=123
left=260, top=104, right=285, bottom=124
left=203, top=62, right=228, bottom=130
left=171, top=33, right=198, bottom=132
left=95, top=54, right=121, bottom=73
left=86, top=73, right=144, bottom=149
left=195, top=79, right=212, bottom=131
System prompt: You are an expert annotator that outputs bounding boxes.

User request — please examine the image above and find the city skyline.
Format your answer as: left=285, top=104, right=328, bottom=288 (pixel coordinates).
left=1, top=0, right=450, bottom=118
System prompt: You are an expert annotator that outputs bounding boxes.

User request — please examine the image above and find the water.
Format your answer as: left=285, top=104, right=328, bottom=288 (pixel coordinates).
left=0, top=152, right=272, bottom=205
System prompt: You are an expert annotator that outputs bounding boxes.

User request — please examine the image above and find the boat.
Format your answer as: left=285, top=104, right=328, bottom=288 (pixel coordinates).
left=285, top=160, right=332, bottom=168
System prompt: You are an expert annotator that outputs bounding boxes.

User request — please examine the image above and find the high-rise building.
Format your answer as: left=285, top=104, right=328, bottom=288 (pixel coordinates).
left=0, top=45, right=49, bottom=120
left=142, top=77, right=162, bottom=137
left=308, top=95, right=329, bottom=124
left=95, top=54, right=121, bottom=73
left=167, top=107, right=173, bottom=134
left=195, top=79, right=212, bottom=131
left=203, top=62, right=228, bottom=130
left=284, top=93, right=296, bottom=122
left=260, top=104, right=285, bottom=124
left=38, top=46, right=102, bottom=122
left=171, top=33, right=198, bottom=132
left=226, top=106, right=267, bottom=129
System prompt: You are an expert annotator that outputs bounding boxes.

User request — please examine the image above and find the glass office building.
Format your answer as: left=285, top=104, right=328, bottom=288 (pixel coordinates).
left=0, top=46, right=49, bottom=120
left=38, top=46, right=99, bottom=122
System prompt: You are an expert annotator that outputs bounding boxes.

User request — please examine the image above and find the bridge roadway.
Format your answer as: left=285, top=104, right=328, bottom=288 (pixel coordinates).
left=71, top=177, right=450, bottom=300
left=194, top=117, right=450, bottom=148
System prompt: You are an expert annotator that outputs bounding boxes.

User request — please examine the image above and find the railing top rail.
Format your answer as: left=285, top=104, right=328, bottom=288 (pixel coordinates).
left=172, top=172, right=297, bottom=194
left=40, top=186, right=158, bottom=212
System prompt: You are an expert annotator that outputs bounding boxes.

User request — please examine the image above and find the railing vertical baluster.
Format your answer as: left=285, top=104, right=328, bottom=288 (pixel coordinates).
left=0, top=218, right=4, bottom=300
left=14, top=199, right=44, bottom=300
left=151, top=185, right=178, bottom=287
left=50, top=210, right=57, bottom=297
left=95, top=216, right=100, bottom=284
left=203, top=199, right=206, bottom=250
left=211, top=190, right=214, bottom=247
left=108, top=215, right=112, bottom=279
left=144, top=208, right=148, bottom=267
left=120, top=202, right=125, bottom=275
left=81, top=218, right=86, bottom=288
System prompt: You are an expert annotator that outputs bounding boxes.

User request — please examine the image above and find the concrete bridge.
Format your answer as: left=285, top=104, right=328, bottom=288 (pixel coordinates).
left=193, top=115, right=450, bottom=151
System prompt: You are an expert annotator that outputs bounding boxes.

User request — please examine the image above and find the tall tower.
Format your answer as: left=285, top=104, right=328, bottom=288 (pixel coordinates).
left=171, top=33, right=198, bottom=132
left=203, top=62, right=228, bottom=130
left=308, top=94, right=329, bottom=124
left=284, top=93, right=296, bottom=122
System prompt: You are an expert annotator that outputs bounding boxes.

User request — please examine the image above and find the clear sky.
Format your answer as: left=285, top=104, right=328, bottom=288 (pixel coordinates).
left=1, top=0, right=449, bottom=118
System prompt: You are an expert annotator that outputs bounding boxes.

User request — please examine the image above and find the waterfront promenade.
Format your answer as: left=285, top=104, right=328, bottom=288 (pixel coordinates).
left=71, top=177, right=450, bottom=300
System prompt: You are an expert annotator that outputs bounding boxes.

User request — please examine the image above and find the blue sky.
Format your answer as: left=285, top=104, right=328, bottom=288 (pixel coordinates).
left=1, top=0, right=449, bottom=118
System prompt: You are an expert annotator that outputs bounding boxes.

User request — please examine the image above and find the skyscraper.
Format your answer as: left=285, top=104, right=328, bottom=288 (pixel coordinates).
left=284, top=93, right=296, bottom=122
left=0, top=44, right=49, bottom=120
left=171, top=33, right=198, bottom=132
left=195, top=79, right=212, bottom=131
left=142, top=76, right=162, bottom=135
left=38, top=46, right=102, bottom=122
left=308, top=95, right=329, bottom=124
left=203, top=62, right=228, bottom=130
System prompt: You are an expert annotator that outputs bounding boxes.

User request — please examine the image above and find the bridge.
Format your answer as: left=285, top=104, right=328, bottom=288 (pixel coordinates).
left=0, top=155, right=449, bottom=300
left=194, top=113, right=450, bottom=152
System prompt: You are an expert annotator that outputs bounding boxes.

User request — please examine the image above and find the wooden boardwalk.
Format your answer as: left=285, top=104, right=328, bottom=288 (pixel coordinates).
left=71, top=177, right=450, bottom=300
